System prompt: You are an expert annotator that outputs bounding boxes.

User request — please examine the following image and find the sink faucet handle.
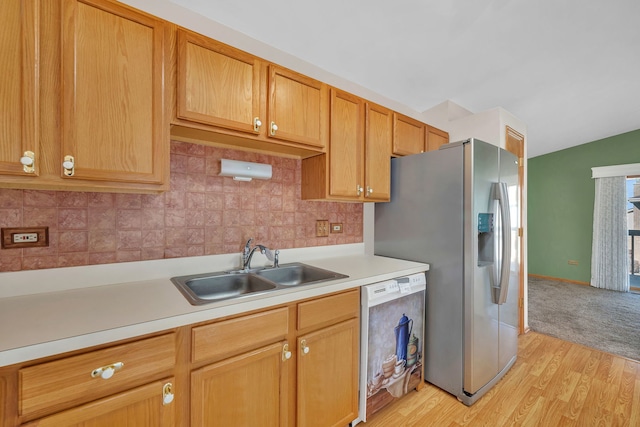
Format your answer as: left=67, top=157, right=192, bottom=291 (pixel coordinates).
left=243, top=238, right=253, bottom=257
left=273, top=250, right=280, bottom=268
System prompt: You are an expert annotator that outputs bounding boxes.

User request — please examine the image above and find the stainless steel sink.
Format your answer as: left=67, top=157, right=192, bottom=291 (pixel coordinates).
left=256, top=262, right=348, bottom=286
left=171, top=272, right=277, bottom=305
left=171, top=262, right=348, bottom=305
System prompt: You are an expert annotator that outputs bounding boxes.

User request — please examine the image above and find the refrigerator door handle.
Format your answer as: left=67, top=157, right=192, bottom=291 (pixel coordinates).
left=491, top=182, right=512, bottom=305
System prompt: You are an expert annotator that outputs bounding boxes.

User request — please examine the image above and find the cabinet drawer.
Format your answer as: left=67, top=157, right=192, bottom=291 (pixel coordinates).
left=297, top=290, right=359, bottom=331
left=192, top=307, right=289, bottom=364
left=19, top=333, right=176, bottom=418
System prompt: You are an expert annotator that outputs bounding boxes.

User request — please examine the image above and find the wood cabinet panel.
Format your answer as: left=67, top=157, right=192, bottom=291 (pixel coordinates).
left=328, top=89, right=364, bottom=198
left=191, top=342, right=287, bottom=427
left=297, top=319, right=359, bottom=427
left=0, top=0, right=38, bottom=177
left=19, top=333, right=175, bottom=419
left=21, top=378, right=175, bottom=427
left=364, top=103, right=392, bottom=201
left=192, top=307, right=289, bottom=364
left=297, top=290, right=359, bottom=332
left=176, top=29, right=261, bottom=134
left=426, top=125, right=449, bottom=152
left=393, top=113, right=425, bottom=156
left=61, top=0, right=166, bottom=184
left=268, top=65, right=327, bottom=149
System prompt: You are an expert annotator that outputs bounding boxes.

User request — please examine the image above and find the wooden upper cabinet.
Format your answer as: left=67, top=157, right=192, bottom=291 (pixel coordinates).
left=392, top=113, right=426, bottom=156
left=364, top=103, right=392, bottom=202
left=426, top=125, right=449, bottom=152
left=301, top=93, right=394, bottom=202
left=176, top=29, right=261, bottom=134
left=0, top=0, right=39, bottom=177
left=61, top=0, right=166, bottom=184
left=328, top=89, right=364, bottom=199
left=268, top=65, right=327, bottom=150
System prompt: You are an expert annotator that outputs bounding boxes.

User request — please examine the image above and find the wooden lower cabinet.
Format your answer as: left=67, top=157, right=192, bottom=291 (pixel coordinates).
left=3, top=290, right=361, bottom=426
left=297, top=319, right=359, bottom=427
left=191, top=341, right=288, bottom=426
left=20, top=378, right=175, bottom=426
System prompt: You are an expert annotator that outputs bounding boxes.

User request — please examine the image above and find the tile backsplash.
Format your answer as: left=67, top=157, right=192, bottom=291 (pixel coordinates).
left=0, top=141, right=363, bottom=272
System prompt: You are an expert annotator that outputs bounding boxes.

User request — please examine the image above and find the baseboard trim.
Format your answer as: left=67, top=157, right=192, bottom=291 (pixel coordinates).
left=528, top=274, right=590, bottom=286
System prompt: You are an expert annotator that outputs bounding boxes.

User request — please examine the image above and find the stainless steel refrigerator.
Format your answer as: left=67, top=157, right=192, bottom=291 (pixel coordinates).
left=374, top=138, right=520, bottom=405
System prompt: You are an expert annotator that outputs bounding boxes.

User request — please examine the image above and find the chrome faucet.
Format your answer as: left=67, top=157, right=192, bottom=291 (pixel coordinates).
left=242, top=238, right=274, bottom=271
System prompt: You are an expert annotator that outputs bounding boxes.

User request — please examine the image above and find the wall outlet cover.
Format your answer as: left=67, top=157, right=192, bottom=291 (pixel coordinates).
left=1, top=227, right=49, bottom=249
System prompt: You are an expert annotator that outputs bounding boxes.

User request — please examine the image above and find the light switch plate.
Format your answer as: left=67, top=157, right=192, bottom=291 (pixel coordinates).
left=316, top=220, right=329, bottom=237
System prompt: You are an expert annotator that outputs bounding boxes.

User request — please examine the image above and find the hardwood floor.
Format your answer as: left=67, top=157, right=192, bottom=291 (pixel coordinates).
left=361, top=332, right=640, bottom=426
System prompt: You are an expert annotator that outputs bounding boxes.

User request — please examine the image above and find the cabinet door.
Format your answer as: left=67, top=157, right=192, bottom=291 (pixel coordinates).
left=392, top=113, right=425, bottom=156
left=0, top=0, right=38, bottom=177
left=365, top=103, right=392, bottom=202
left=21, top=379, right=175, bottom=427
left=61, top=0, right=166, bottom=184
left=191, top=341, right=288, bottom=427
left=297, top=319, right=359, bottom=427
left=329, top=89, right=364, bottom=199
left=268, top=65, right=326, bottom=149
left=177, top=29, right=261, bottom=134
left=426, top=125, right=449, bottom=151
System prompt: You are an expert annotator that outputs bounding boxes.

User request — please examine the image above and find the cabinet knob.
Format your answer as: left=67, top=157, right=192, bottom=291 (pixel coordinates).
left=162, top=382, right=174, bottom=406
left=282, top=343, right=292, bottom=361
left=253, top=117, right=262, bottom=132
left=91, top=362, right=124, bottom=379
left=20, top=151, right=36, bottom=174
left=356, top=185, right=364, bottom=196
left=62, top=155, right=75, bottom=177
left=300, top=339, right=310, bottom=355
left=366, top=186, right=373, bottom=196
left=270, top=122, right=278, bottom=136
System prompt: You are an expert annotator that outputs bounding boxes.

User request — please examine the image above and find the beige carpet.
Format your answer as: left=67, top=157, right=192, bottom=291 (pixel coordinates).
left=528, top=276, right=640, bottom=361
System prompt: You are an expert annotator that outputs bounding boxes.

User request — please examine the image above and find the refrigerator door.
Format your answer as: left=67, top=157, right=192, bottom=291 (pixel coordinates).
left=464, top=139, right=500, bottom=395
left=375, top=145, right=465, bottom=397
left=498, top=148, right=520, bottom=370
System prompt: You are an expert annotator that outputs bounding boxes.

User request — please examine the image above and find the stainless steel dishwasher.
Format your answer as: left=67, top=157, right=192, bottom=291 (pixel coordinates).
left=353, top=272, right=427, bottom=425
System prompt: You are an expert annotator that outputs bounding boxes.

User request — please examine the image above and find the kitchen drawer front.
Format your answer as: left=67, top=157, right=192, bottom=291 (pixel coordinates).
left=19, top=333, right=176, bottom=419
left=192, top=307, right=289, bottom=364
left=297, top=289, right=359, bottom=332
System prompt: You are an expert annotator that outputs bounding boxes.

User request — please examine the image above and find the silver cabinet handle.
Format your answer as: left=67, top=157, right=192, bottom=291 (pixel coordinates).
left=270, top=122, right=278, bottom=136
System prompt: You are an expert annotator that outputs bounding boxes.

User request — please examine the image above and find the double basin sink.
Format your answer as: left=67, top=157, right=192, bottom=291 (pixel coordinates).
left=171, top=262, right=349, bottom=305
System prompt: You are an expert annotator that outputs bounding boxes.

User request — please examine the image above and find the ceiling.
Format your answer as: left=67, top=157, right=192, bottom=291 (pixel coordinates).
left=161, top=0, right=640, bottom=158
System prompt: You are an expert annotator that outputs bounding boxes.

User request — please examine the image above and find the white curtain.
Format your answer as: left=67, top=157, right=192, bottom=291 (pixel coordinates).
left=591, top=176, right=629, bottom=292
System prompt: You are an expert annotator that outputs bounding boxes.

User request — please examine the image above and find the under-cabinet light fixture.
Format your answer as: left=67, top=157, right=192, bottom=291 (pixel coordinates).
left=219, top=159, right=272, bottom=182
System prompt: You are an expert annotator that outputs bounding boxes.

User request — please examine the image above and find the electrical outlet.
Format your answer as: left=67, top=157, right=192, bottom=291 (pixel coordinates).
left=1, top=227, right=49, bottom=249
left=330, top=223, right=343, bottom=233
left=568, top=260, right=579, bottom=266
left=316, top=220, right=329, bottom=237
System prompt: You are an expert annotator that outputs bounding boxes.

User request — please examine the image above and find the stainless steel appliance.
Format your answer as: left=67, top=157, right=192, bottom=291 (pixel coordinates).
left=374, top=138, right=519, bottom=405
left=354, top=273, right=426, bottom=425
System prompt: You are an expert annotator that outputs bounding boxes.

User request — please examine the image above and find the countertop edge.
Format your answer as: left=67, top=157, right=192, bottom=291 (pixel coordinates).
left=0, top=257, right=428, bottom=367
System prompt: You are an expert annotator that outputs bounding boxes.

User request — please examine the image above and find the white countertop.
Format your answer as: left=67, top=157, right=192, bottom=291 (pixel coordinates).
left=0, top=244, right=428, bottom=367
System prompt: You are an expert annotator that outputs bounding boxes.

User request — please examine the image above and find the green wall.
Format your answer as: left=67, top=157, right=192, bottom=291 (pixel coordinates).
left=528, top=129, right=640, bottom=282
